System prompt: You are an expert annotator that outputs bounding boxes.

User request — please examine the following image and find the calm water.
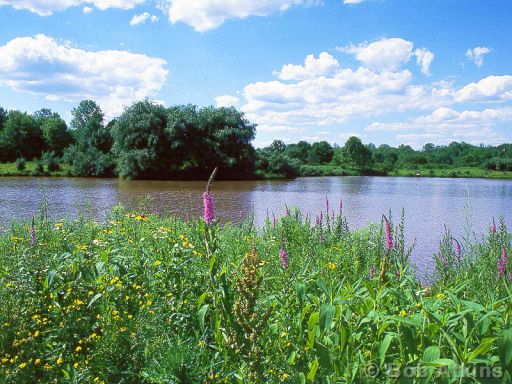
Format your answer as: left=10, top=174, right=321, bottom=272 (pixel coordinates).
left=1, top=176, right=511, bottom=274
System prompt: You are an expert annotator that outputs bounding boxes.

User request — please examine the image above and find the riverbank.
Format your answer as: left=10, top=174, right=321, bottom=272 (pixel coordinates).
left=1, top=205, right=511, bottom=382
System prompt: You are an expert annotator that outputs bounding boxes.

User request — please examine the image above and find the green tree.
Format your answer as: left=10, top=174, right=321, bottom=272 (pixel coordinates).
left=286, top=141, right=311, bottom=164
left=340, top=136, right=372, bottom=170
left=308, top=141, right=334, bottom=164
left=112, top=100, right=171, bottom=179
left=0, top=107, right=7, bottom=130
left=0, top=111, right=44, bottom=161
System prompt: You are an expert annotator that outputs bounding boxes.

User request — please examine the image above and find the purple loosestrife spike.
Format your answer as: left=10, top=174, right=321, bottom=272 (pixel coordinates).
left=383, top=215, right=393, bottom=250
left=369, top=265, right=376, bottom=279
left=279, top=248, right=289, bottom=269
left=319, top=211, right=323, bottom=225
left=497, top=247, right=508, bottom=278
left=202, top=192, right=215, bottom=225
left=492, top=218, right=496, bottom=235
left=339, top=199, right=343, bottom=215
left=285, top=205, right=290, bottom=216
left=325, top=195, right=329, bottom=215
left=29, top=216, right=36, bottom=246
left=441, top=256, right=448, bottom=267
left=272, top=213, right=276, bottom=229
left=451, top=238, right=461, bottom=261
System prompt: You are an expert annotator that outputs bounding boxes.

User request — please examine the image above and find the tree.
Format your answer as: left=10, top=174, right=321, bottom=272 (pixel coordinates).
left=341, top=136, right=372, bottom=170
left=63, top=100, right=114, bottom=177
left=112, top=100, right=171, bottom=179
left=308, top=141, right=333, bottom=164
left=0, top=107, right=7, bottom=131
left=41, top=117, right=73, bottom=156
left=286, top=141, right=311, bottom=164
left=0, top=111, right=44, bottom=161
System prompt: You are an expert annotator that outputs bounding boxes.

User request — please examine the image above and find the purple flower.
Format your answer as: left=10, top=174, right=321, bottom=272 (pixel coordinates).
left=452, top=238, right=461, bottom=261
left=279, top=248, right=289, bottom=269
left=285, top=205, right=290, bottom=216
left=202, top=191, right=215, bottom=224
left=497, top=247, right=508, bottom=278
left=325, top=195, right=329, bottom=215
left=369, top=265, right=376, bottom=279
left=491, top=218, right=496, bottom=235
left=339, top=199, right=343, bottom=215
left=272, top=213, right=276, bottom=229
left=29, top=218, right=36, bottom=246
left=319, top=211, right=323, bottom=225
left=383, top=215, right=393, bottom=250
left=441, top=256, right=448, bottom=267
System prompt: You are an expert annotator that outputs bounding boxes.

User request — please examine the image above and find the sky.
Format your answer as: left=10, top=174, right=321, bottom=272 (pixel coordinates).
left=0, top=0, right=511, bottom=148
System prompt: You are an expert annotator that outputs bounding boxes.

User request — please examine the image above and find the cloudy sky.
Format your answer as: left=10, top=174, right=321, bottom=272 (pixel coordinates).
left=0, top=0, right=511, bottom=148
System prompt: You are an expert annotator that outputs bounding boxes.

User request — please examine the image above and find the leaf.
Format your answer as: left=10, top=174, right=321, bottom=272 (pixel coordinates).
left=197, top=292, right=209, bottom=309
left=296, top=283, right=307, bottom=307
left=422, top=346, right=441, bottom=363
left=296, top=372, right=306, bottom=384
left=467, top=337, right=496, bottom=363
left=379, top=334, right=394, bottom=367
left=308, top=312, right=319, bottom=332
left=498, top=328, right=512, bottom=369
left=287, top=351, right=297, bottom=365
left=307, top=358, right=319, bottom=382
left=319, top=304, right=335, bottom=334
left=316, top=279, right=331, bottom=298
left=87, top=293, right=103, bottom=309
left=198, top=304, right=209, bottom=331
left=423, top=358, right=456, bottom=367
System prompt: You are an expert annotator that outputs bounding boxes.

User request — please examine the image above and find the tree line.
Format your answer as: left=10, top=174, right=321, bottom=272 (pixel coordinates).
left=0, top=100, right=511, bottom=179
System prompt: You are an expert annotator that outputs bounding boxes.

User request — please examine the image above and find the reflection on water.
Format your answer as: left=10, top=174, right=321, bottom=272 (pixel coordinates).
left=1, top=176, right=511, bottom=274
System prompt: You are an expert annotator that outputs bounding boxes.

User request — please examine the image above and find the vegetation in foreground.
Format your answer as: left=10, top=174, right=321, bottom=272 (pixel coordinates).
left=1, top=193, right=512, bottom=383
left=2, top=101, right=512, bottom=180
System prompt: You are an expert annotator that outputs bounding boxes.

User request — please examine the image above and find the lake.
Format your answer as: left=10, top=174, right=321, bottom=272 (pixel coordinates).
left=1, top=176, right=511, bottom=275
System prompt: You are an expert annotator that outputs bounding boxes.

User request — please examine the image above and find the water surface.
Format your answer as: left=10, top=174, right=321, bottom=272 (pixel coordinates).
left=1, top=176, right=511, bottom=274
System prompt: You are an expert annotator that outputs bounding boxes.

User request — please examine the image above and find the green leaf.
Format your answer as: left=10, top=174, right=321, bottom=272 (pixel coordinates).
left=422, top=346, right=441, bottom=363
left=307, top=358, right=319, bottom=382
left=316, top=279, right=331, bottom=297
left=319, top=304, right=335, bottom=334
left=87, top=293, right=103, bottom=309
left=198, top=304, right=209, bottom=331
left=423, top=358, right=456, bottom=367
left=308, top=312, right=319, bottom=331
left=467, top=337, right=496, bottom=363
left=379, top=334, right=394, bottom=367
left=296, top=372, right=306, bottom=384
left=498, top=328, right=512, bottom=369
left=197, top=292, right=209, bottom=309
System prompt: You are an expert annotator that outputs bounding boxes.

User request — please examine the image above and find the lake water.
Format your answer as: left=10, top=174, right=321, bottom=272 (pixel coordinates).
left=1, top=176, right=511, bottom=275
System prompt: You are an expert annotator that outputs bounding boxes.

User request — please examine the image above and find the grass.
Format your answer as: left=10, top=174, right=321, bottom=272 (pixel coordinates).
left=0, top=201, right=511, bottom=383
left=392, top=166, right=512, bottom=179
left=0, top=162, right=71, bottom=177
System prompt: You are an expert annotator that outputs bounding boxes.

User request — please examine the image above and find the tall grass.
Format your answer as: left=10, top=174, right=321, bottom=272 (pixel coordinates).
left=0, top=200, right=511, bottom=383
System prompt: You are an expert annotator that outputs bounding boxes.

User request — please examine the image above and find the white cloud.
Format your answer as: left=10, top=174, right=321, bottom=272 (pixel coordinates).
left=455, top=75, right=512, bottom=102
left=414, top=48, right=434, bottom=76
left=366, top=106, right=512, bottom=145
left=83, top=6, right=93, bottom=14
left=275, top=52, right=340, bottom=80
left=214, top=95, right=240, bottom=108
left=343, top=0, right=365, bottom=4
left=160, top=0, right=319, bottom=32
left=0, top=0, right=146, bottom=16
left=130, top=12, right=158, bottom=26
left=465, top=46, right=491, bottom=67
left=338, top=38, right=414, bottom=71
left=0, top=34, right=168, bottom=116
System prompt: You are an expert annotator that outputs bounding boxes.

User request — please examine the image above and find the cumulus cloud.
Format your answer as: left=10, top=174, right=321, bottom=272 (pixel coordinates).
left=338, top=38, right=414, bottom=71
left=275, top=52, right=340, bottom=80
left=0, top=34, right=168, bottom=116
left=82, top=6, right=93, bottom=14
left=414, top=48, right=434, bottom=76
left=160, top=0, right=319, bottom=32
left=214, top=95, right=240, bottom=108
left=130, top=12, right=158, bottom=26
left=0, top=0, right=146, bottom=16
left=343, top=0, right=366, bottom=4
left=366, top=106, right=511, bottom=145
left=455, top=75, right=512, bottom=102
left=465, top=46, right=491, bottom=67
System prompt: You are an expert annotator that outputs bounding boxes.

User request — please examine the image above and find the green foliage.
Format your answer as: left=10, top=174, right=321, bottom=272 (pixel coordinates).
left=0, top=204, right=510, bottom=383
left=0, top=111, right=45, bottom=162
left=15, top=157, right=26, bottom=171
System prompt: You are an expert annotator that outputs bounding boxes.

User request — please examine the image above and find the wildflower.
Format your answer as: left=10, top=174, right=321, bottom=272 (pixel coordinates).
left=18, top=362, right=27, bottom=369
left=497, top=247, right=508, bottom=278
left=279, top=248, right=289, bottom=269
left=272, top=213, right=276, bottom=229
left=400, top=309, right=407, bottom=317
left=56, top=357, right=63, bottom=365
left=452, top=238, right=461, bottom=261
left=202, top=192, right=215, bottom=224
left=327, top=262, right=337, bottom=270
left=73, top=362, right=79, bottom=369
left=339, top=199, right=343, bottom=215
left=491, top=218, right=496, bottom=234
left=154, top=260, right=161, bottom=266
left=75, top=346, right=82, bottom=352
left=29, top=216, right=36, bottom=246
left=34, top=359, right=41, bottom=365
left=280, top=373, right=290, bottom=380
left=369, top=265, right=376, bottom=279
left=383, top=215, right=393, bottom=250
left=325, top=195, right=329, bottom=215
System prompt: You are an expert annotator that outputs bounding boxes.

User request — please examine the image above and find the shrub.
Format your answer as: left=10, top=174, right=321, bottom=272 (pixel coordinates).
left=15, top=157, right=26, bottom=171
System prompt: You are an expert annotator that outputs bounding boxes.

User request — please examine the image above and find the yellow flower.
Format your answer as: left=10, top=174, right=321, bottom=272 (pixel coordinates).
left=75, top=346, right=82, bottom=352
left=34, top=359, right=41, bottom=365
left=54, top=223, right=64, bottom=228
left=73, top=362, right=79, bottom=369
left=279, top=373, right=290, bottom=380
left=56, top=357, right=63, bottom=365
left=18, top=362, right=27, bottom=369
left=327, top=262, right=337, bottom=270
left=76, top=244, right=88, bottom=251
left=436, top=293, right=446, bottom=300
left=154, top=260, right=161, bottom=266
left=400, top=309, right=407, bottom=317
left=33, top=330, right=40, bottom=338
left=44, top=363, right=52, bottom=370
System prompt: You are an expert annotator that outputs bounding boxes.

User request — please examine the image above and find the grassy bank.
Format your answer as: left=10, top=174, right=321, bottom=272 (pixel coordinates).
left=0, top=162, right=70, bottom=177
left=1, top=200, right=511, bottom=383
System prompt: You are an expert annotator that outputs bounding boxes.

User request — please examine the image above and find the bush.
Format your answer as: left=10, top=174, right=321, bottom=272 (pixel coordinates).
left=43, top=151, right=61, bottom=172
left=15, top=157, right=26, bottom=171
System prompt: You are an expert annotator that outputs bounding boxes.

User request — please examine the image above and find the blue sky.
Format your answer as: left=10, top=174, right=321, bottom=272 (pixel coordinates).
left=0, top=0, right=511, bottom=148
